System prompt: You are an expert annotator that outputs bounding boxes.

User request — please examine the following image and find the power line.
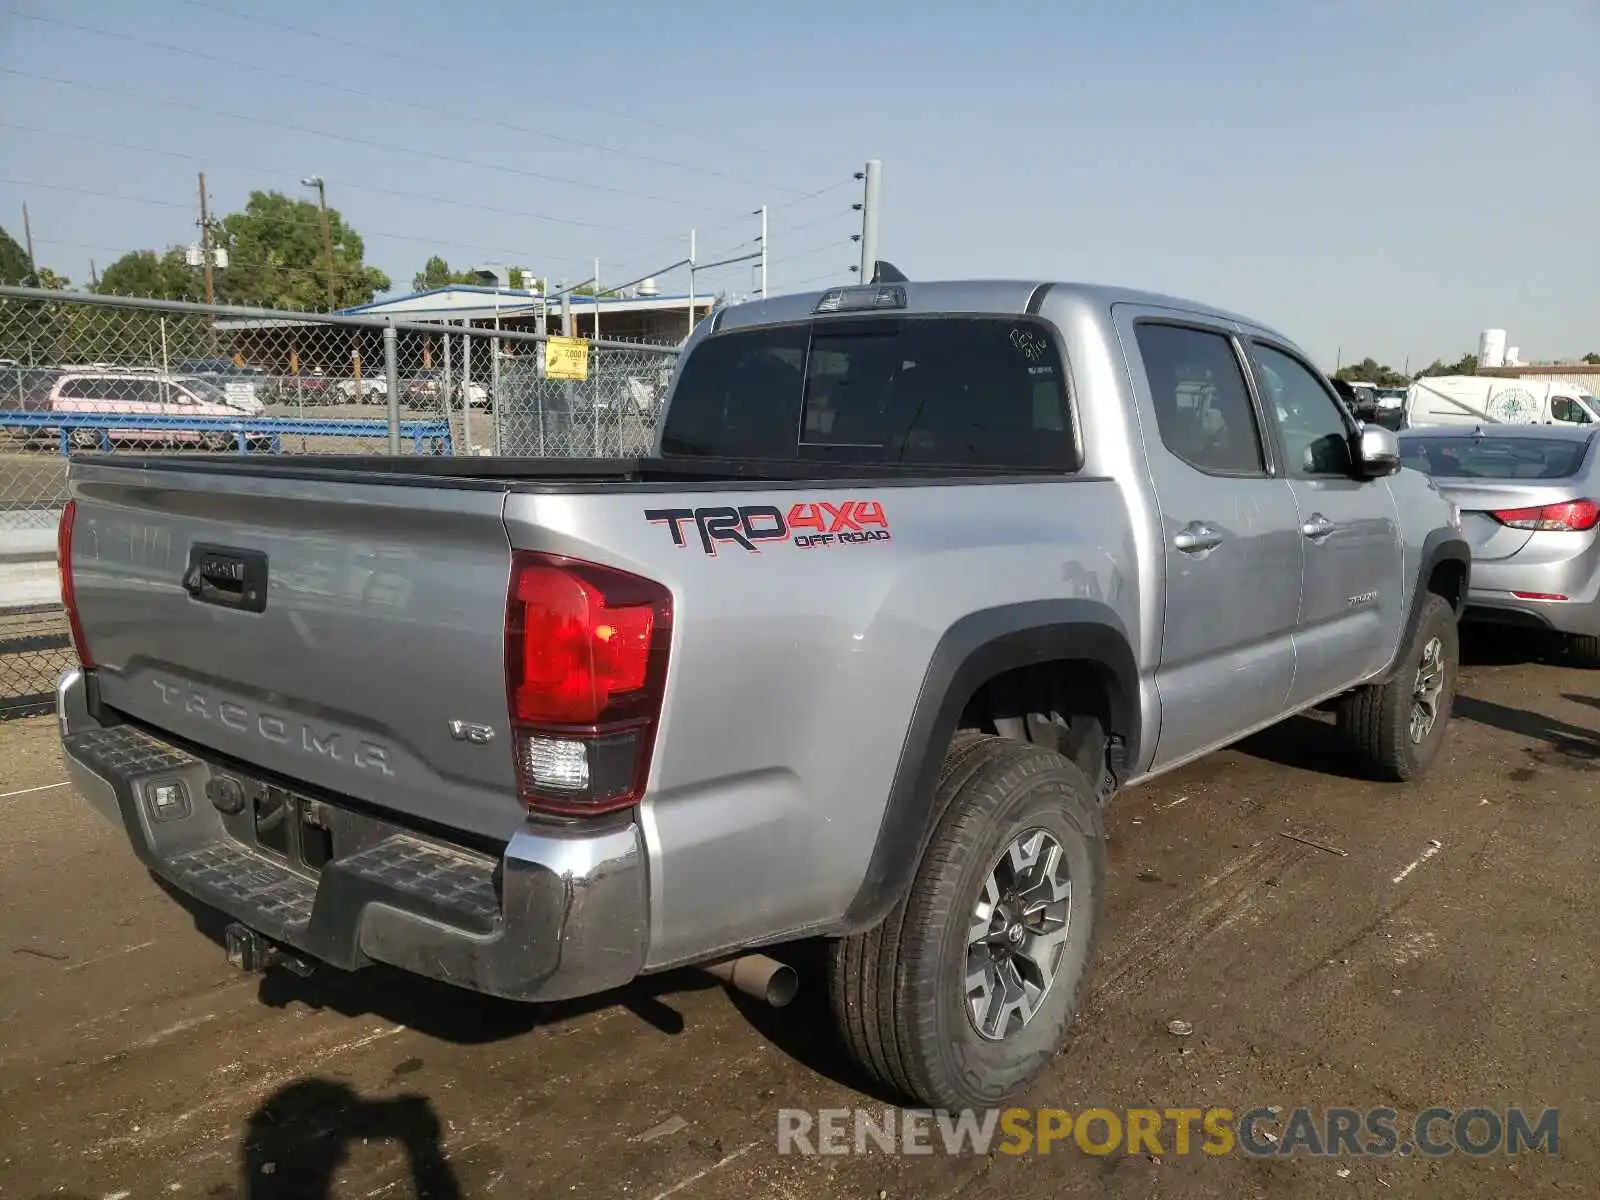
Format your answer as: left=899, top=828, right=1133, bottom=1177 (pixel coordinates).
left=33, top=236, right=376, bottom=280
left=1, top=177, right=603, bottom=267
left=7, top=8, right=808, bottom=198
left=173, top=0, right=829, bottom=176
left=0, top=121, right=662, bottom=238
left=776, top=207, right=855, bottom=237
left=784, top=266, right=853, bottom=290
left=775, top=235, right=857, bottom=265
left=771, top=179, right=854, bottom=211
left=1, top=67, right=724, bottom=210
left=616, top=181, right=850, bottom=270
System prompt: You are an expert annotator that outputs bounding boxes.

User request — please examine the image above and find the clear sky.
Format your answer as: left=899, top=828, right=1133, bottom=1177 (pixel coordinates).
left=2, top=0, right=1595, bottom=369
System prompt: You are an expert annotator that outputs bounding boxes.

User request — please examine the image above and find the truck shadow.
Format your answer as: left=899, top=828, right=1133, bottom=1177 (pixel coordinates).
left=1458, top=624, right=1569, bottom=667
left=1234, top=626, right=1596, bottom=778
left=240, top=1078, right=460, bottom=1200
left=153, top=877, right=722, bottom=1042
left=1452, top=694, right=1600, bottom=765
left=155, top=878, right=893, bottom=1104
left=1235, top=691, right=1600, bottom=778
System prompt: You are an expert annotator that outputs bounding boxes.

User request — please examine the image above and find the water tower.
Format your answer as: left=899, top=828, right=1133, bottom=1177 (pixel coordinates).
left=1478, top=328, right=1507, bottom=368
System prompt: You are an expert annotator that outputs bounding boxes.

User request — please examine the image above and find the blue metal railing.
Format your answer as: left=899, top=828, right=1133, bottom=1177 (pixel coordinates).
left=0, top=411, right=454, bottom=456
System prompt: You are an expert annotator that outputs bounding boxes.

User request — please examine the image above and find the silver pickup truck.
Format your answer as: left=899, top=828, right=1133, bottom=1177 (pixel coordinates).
left=55, top=279, right=1469, bottom=1112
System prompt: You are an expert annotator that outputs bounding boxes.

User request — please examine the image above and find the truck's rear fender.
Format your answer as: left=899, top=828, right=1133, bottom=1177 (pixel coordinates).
left=502, top=479, right=1144, bottom=968
left=836, top=599, right=1141, bottom=933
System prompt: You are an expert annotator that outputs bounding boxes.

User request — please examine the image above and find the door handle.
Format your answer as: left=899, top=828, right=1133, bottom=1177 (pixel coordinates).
left=1173, top=523, right=1224, bottom=554
left=1301, top=514, right=1335, bottom=541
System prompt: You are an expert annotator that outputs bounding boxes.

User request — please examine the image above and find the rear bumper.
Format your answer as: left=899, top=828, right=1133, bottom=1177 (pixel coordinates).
left=1464, top=597, right=1600, bottom=637
left=56, top=669, right=649, bottom=1003
left=1464, top=536, right=1600, bottom=637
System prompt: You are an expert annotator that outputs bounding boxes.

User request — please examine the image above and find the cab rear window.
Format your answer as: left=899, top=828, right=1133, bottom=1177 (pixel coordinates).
left=660, top=316, right=1076, bottom=469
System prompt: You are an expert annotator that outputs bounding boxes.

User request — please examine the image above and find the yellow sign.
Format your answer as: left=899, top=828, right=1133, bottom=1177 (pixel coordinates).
left=545, top=336, right=589, bottom=381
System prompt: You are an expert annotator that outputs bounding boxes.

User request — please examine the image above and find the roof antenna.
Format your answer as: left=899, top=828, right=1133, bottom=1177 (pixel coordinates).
left=870, top=260, right=907, bottom=284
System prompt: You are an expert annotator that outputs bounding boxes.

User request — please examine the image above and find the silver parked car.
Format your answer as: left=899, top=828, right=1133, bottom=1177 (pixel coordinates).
left=1399, top=424, right=1600, bottom=664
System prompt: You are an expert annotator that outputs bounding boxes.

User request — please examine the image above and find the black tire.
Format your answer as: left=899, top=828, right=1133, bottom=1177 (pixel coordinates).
left=1336, top=593, right=1459, bottom=781
left=827, top=733, right=1106, bottom=1112
left=1568, top=634, right=1600, bottom=669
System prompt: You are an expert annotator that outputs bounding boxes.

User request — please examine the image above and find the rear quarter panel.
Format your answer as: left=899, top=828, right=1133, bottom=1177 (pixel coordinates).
left=503, top=476, right=1139, bottom=967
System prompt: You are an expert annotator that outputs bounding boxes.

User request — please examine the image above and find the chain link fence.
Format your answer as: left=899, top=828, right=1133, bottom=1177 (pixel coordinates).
left=0, top=285, right=681, bottom=716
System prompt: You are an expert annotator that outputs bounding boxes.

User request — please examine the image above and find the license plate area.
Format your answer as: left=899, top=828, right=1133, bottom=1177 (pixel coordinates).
left=209, top=770, right=335, bottom=877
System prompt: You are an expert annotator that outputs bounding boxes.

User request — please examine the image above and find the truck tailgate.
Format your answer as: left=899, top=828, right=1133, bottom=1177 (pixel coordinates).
left=66, top=462, right=522, bottom=840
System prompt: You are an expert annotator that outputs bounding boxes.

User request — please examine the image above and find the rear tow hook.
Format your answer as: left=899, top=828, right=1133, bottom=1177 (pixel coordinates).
left=224, top=922, right=316, bottom=978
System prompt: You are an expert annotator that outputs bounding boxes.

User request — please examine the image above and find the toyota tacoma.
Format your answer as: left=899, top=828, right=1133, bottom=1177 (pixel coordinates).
left=55, top=278, right=1469, bottom=1112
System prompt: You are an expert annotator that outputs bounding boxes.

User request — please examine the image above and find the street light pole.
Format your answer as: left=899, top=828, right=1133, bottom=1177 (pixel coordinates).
left=302, top=175, right=336, bottom=313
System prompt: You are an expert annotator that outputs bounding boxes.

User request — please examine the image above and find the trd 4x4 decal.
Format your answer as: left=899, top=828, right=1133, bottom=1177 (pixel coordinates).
left=645, top=501, right=891, bottom=555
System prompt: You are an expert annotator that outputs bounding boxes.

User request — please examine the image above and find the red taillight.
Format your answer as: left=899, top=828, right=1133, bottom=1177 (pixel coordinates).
left=505, top=552, right=672, bottom=817
left=57, top=499, right=94, bottom=669
left=1489, top=499, right=1600, bottom=532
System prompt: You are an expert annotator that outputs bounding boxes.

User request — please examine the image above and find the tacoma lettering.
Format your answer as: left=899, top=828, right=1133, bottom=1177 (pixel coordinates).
left=150, top=679, right=394, bottom=776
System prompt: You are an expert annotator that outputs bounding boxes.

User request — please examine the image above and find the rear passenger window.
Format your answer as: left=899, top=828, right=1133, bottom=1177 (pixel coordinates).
left=661, top=317, right=1076, bottom=469
left=1134, top=324, right=1265, bottom=476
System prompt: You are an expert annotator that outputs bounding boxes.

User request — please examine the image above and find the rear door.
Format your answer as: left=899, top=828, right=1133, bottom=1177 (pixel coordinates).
left=1243, top=338, right=1403, bottom=703
left=1114, top=307, right=1303, bottom=767
left=66, top=463, right=523, bottom=840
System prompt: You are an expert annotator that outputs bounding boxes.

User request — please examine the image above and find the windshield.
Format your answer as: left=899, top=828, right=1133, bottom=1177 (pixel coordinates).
left=1400, top=434, right=1591, bottom=480
left=178, top=377, right=230, bottom=404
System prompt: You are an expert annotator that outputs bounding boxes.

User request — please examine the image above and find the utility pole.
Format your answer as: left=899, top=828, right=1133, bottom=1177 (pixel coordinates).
left=197, top=172, right=215, bottom=306
left=593, top=257, right=601, bottom=342
left=21, top=203, right=35, bottom=276
left=302, top=175, right=336, bottom=312
left=857, top=159, right=882, bottom=282
left=89, top=259, right=99, bottom=288
left=688, top=228, right=696, bottom=339
left=758, top=205, right=768, bottom=298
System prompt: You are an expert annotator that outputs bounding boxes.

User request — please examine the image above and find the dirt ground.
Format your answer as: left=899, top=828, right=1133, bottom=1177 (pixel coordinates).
left=1, top=629, right=1596, bottom=1200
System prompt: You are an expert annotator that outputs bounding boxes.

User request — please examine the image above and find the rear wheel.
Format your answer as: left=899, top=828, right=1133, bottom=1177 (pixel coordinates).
left=1568, top=634, right=1600, bottom=669
left=827, top=734, right=1105, bottom=1111
left=1337, top=593, right=1459, bottom=781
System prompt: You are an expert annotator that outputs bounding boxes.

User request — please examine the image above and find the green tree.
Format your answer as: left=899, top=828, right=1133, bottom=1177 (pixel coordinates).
left=216, top=190, right=389, bottom=311
left=0, top=224, right=33, bottom=284
left=1582, top=352, right=1600, bottom=365
left=1335, top=358, right=1409, bottom=387
left=95, top=248, right=204, bottom=301
left=411, top=254, right=485, bottom=292
left=1415, top=353, right=1478, bottom=380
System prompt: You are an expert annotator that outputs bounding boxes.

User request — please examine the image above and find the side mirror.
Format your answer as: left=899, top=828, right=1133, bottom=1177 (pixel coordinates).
left=1355, top=424, right=1400, bottom=478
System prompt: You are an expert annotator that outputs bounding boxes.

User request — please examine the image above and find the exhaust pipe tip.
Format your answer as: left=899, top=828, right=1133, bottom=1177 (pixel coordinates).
left=706, top=953, right=799, bottom=1008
